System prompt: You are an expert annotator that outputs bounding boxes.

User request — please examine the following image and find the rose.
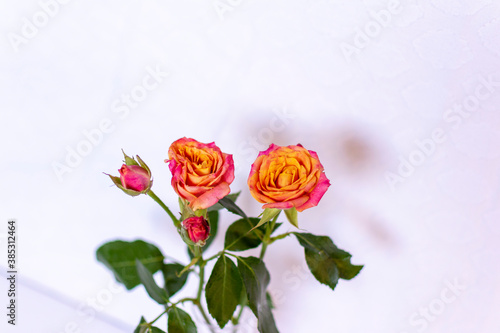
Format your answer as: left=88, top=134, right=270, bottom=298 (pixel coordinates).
left=119, top=165, right=151, bottom=192
left=106, top=152, right=152, bottom=196
left=166, top=137, right=235, bottom=210
left=181, top=216, right=210, bottom=246
left=247, top=143, right=330, bottom=212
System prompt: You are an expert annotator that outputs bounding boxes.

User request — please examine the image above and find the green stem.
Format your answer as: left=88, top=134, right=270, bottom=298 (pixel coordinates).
left=196, top=302, right=214, bottom=333
left=269, top=231, right=292, bottom=244
left=205, top=251, right=223, bottom=263
left=173, top=297, right=198, bottom=305
left=232, top=296, right=247, bottom=332
left=259, top=242, right=269, bottom=260
left=148, top=190, right=180, bottom=227
left=149, top=308, right=169, bottom=325
left=259, top=213, right=280, bottom=260
left=194, top=246, right=216, bottom=333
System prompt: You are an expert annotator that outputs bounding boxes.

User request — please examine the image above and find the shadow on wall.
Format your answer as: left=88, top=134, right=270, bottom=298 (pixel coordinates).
left=230, top=114, right=398, bottom=249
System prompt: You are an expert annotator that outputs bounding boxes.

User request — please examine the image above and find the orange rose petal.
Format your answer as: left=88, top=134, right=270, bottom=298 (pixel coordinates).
left=190, top=182, right=230, bottom=211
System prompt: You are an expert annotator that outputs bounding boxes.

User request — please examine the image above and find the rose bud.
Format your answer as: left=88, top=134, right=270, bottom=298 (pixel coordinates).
left=166, top=137, right=235, bottom=211
left=181, top=216, right=210, bottom=246
left=119, top=165, right=151, bottom=192
left=106, top=151, right=153, bottom=196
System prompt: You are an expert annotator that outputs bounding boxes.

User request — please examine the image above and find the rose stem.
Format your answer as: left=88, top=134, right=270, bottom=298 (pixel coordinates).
left=194, top=246, right=216, bottom=333
left=259, top=212, right=280, bottom=260
left=147, top=190, right=180, bottom=228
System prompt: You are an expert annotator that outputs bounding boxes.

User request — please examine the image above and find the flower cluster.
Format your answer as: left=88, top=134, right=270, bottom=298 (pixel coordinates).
left=99, top=137, right=362, bottom=333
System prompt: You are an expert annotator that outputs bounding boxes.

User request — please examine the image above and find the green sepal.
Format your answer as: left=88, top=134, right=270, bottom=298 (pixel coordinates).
left=122, top=149, right=140, bottom=166
left=194, top=209, right=207, bottom=217
left=105, top=173, right=140, bottom=196
left=252, top=208, right=281, bottom=230
left=135, top=154, right=152, bottom=176
left=179, top=198, right=195, bottom=221
left=284, top=207, right=298, bottom=228
left=179, top=227, right=204, bottom=247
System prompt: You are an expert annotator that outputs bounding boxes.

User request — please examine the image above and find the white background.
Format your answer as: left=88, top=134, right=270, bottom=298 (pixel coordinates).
left=1, top=0, right=500, bottom=332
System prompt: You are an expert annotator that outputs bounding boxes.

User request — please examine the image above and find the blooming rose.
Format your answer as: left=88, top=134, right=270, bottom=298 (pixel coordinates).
left=166, top=137, right=235, bottom=210
left=247, top=144, right=330, bottom=212
left=181, top=216, right=210, bottom=246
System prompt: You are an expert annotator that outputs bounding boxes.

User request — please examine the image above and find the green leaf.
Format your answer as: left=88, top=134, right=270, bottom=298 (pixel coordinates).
left=293, top=233, right=363, bottom=290
left=135, top=260, right=169, bottom=304
left=266, top=292, right=275, bottom=310
left=304, top=248, right=340, bottom=290
left=284, top=207, right=298, bottom=228
left=237, top=257, right=279, bottom=333
left=218, top=195, right=248, bottom=219
left=225, top=218, right=262, bottom=251
left=168, top=307, right=197, bottom=333
left=252, top=208, right=281, bottom=230
left=208, top=192, right=241, bottom=212
left=336, top=257, right=364, bottom=280
left=163, top=263, right=189, bottom=298
left=225, top=218, right=281, bottom=252
left=203, top=210, right=219, bottom=250
left=134, top=317, right=147, bottom=333
left=206, top=255, right=243, bottom=328
left=96, top=240, right=164, bottom=290
left=133, top=317, right=166, bottom=333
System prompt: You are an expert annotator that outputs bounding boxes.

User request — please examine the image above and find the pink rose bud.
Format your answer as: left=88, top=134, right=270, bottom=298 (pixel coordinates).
left=119, top=165, right=151, bottom=192
left=106, top=151, right=153, bottom=197
left=181, top=216, right=210, bottom=246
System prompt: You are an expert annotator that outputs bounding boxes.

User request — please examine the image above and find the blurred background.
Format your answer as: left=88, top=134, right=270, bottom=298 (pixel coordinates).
left=1, top=0, right=499, bottom=332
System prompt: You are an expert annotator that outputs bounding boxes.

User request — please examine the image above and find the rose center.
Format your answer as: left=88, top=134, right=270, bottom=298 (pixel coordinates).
left=183, top=147, right=214, bottom=175
left=276, top=166, right=298, bottom=187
